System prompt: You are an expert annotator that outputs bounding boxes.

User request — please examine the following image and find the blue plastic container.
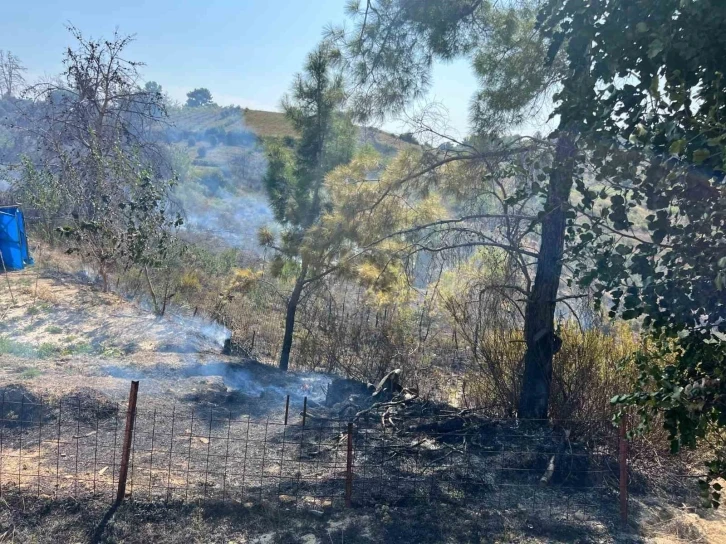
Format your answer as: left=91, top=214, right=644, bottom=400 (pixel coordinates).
left=0, top=206, right=33, bottom=271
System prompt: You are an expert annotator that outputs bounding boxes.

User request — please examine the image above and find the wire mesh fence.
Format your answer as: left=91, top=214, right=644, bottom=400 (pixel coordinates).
left=0, top=389, right=123, bottom=502
left=0, top=383, right=692, bottom=523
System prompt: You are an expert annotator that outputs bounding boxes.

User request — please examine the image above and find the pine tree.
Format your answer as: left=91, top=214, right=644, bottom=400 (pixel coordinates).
left=261, top=44, right=355, bottom=371
left=332, top=0, right=572, bottom=418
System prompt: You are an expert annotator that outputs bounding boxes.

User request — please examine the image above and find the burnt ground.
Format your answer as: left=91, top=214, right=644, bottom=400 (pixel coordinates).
left=0, top=260, right=725, bottom=542
left=0, top=488, right=636, bottom=544
left=2, top=488, right=725, bottom=543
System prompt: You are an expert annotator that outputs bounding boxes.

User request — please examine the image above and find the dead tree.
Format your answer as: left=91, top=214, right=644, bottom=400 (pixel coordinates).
left=0, top=50, right=26, bottom=99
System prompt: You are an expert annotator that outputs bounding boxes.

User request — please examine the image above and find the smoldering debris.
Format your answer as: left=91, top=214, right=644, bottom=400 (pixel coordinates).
left=165, top=310, right=231, bottom=350
left=182, top=361, right=331, bottom=404
left=103, top=359, right=332, bottom=408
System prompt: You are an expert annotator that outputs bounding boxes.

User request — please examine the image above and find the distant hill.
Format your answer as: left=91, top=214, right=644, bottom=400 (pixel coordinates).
left=0, top=98, right=415, bottom=253
left=242, top=108, right=415, bottom=154
left=161, top=105, right=415, bottom=252
left=167, top=105, right=414, bottom=155
left=163, top=104, right=417, bottom=201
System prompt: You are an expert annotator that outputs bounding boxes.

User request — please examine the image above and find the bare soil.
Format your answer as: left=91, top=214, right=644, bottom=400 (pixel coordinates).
left=0, top=265, right=330, bottom=408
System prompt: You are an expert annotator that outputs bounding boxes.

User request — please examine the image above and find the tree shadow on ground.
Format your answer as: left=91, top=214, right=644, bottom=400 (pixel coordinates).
left=0, top=490, right=639, bottom=543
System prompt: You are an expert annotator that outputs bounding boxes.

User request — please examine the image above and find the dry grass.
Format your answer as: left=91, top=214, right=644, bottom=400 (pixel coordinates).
left=243, top=109, right=295, bottom=139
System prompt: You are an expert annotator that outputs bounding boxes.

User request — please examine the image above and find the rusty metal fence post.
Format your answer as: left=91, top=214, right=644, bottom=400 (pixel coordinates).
left=619, top=415, right=629, bottom=524
left=345, top=422, right=353, bottom=508
left=284, top=395, right=290, bottom=426
left=116, top=381, right=139, bottom=504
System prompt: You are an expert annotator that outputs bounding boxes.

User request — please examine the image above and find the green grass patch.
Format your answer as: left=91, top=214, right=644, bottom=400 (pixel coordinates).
left=37, top=342, right=59, bottom=358
left=61, top=342, right=94, bottom=356
left=46, top=325, right=63, bottom=334
left=0, top=336, right=36, bottom=358
left=100, top=343, right=125, bottom=358
left=20, top=367, right=41, bottom=379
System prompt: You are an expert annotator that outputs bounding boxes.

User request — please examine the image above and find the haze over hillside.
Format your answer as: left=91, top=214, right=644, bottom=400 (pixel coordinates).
left=0, top=93, right=414, bottom=252
left=159, top=104, right=415, bottom=251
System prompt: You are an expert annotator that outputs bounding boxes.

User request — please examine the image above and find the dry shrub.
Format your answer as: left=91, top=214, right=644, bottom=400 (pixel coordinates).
left=549, top=323, right=638, bottom=421
left=460, top=329, right=524, bottom=417
left=178, top=271, right=201, bottom=294
left=32, top=284, right=61, bottom=305
left=462, top=323, right=639, bottom=421
left=15, top=281, right=61, bottom=305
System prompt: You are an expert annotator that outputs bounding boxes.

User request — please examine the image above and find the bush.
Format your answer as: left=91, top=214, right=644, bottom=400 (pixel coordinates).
left=178, top=271, right=202, bottom=294
left=461, top=323, right=639, bottom=421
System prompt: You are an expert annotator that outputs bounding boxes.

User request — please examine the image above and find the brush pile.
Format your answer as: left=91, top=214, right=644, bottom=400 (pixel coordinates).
left=310, top=371, right=617, bottom=502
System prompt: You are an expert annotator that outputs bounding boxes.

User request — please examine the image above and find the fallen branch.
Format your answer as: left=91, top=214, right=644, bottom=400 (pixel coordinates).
left=540, top=456, right=556, bottom=486
left=540, top=429, right=571, bottom=486
left=352, top=392, right=419, bottom=422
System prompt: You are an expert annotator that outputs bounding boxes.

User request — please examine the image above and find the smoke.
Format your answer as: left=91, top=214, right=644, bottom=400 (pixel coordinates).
left=165, top=105, right=276, bottom=253
left=181, top=362, right=331, bottom=404
left=165, top=310, right=232, bottom=349
left=102, top=360, right=331, bottom=405
left=182, top=189, right=275, bottom=251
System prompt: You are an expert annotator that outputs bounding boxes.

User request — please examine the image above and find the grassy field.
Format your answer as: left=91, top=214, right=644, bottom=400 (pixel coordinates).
left=243, top=108, right=295, bottom=138
left=168, top=105, right=415, bottom=154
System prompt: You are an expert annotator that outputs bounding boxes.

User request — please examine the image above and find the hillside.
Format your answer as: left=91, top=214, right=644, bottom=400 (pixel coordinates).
left=162, top=105, right=415, bottom=251
left=243, top=108, right=415, bottom=154
left=167, top=104, right=414, bottom=154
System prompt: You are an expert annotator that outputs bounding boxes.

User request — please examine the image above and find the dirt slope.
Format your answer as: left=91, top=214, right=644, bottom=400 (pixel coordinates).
left=0, top=264, right=329, bottom=409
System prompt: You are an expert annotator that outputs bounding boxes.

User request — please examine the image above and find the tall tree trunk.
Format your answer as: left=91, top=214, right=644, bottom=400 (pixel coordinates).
left=278, top=262, right=308, bottom=371
left=518, top=132, right=576, bottom=420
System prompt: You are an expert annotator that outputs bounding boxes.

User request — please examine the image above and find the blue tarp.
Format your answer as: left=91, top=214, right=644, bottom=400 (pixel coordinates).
left=0, top=206, right=33, bottom=271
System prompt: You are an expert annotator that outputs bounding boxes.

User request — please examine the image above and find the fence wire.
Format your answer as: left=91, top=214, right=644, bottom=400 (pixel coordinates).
left=0, top=386, right=694, bottom=522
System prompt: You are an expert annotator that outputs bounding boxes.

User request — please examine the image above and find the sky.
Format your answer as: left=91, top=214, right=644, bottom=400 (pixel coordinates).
left=0, top=0, right=480, bottom=137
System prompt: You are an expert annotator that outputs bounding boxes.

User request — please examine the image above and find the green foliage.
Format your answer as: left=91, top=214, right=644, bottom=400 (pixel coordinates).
left=54, top=146, right=183, bottom=290
left=470, top=3, right=562, bottom=133
left=36, top=342, right=59, bottom=358
left=20, top=367, right=41, bottom=380
left=100, top=342, right=125, bottom=358
left=0, top=336, right=35, bottom=358
left=261, top=44, right=354, bottom=271
left=540, top=0, right=726, bottom=504
left=14, top=157, right=67, bottom=240
left=185, top=88, right=214, bottom=108
left=25, top=305, right=42, bottom=316
left=144, top=80, right=163, bottom=96
left=61, top=341, right=93, bottom=356
left=259, top=43, right=357, bottom=369
left=397, top=132, right=418, bottom=145
left=333, top=0, right=559, bottom=128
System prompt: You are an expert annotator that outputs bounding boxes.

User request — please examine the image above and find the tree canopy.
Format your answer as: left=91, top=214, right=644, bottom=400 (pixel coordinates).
left=539, top=0, right=726, bottom=502
left=186, top=87, right=214, bottom=107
